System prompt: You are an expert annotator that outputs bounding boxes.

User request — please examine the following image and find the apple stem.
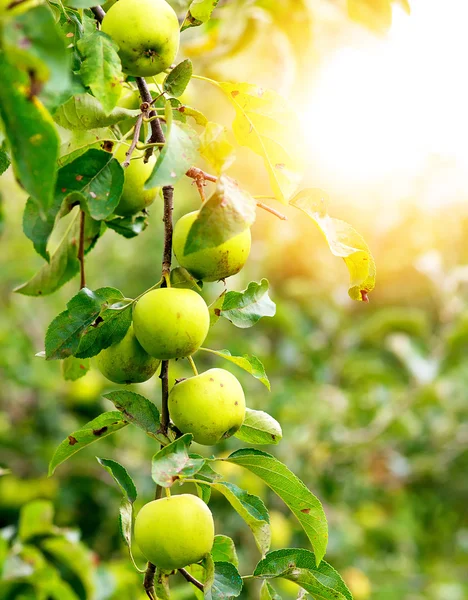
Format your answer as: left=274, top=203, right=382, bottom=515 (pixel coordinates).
left=187, top=355, right=199, bottom=376
left=178, top=568, right=204, bottom=591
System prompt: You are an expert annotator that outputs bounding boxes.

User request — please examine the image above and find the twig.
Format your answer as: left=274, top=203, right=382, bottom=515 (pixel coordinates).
left=161, top=186, right=174, bottom=280
left=123, top=113, right=144, bottom=167
left=143, top=562, right=157, bottom=600
left=78, top=210, right=86, bottom=289
left=136, top=77, right=166, bottom=162
left=159, top=360, right=170, bottom=435
left=179, top=568, right=204, bottom=591
left=91, top=5, right=105, bottom=22
left=186, top=166, right=217, bottom=183
left=256, top=202, right=287, bottom=220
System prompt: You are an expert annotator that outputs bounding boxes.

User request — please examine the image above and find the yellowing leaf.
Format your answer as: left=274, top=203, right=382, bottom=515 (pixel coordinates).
left=291, top=189, right=376, bottom=302
left=218, top=82, right=302, bottom=204
left=347, top=0, right=399, bottom=33
left=199, top=121, right=235, bottom=174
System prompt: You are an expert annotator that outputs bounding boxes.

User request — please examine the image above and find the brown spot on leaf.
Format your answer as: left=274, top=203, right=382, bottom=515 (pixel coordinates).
left=275, top=163, right=286, bottom=170
left=76, top=175, right=83, bottom=181
left=79, top=364, right=86, bottom=370
left=235, top=401, right=238, bottom=405
left=361, top=290, right=369, bottom=303
left=231, top=90, right=239, bottom=98
left=93, top=426, right=108, bottom=436
left=61, top=188, right=67, bottom=193
left=68, top=436, right=78, bottom=445
left=66, top=32, right=74, bottom=38
left=301, top=508, right=311, bottom=514
left=214, top=308, right=221, bottom=316
left=101, top=140, right=114, bottom=152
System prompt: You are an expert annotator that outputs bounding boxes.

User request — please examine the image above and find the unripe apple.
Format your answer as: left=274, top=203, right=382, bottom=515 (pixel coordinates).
left=95, top=324, right=160, bottom=384
left=169, top=368, right=246, bottom=445
left=133, top=288, right=210, bottom=359
left=101, top=0, right=180, bottom=77
left=173, top=211, right=251, bottom=281
left=134, top=495, right=214, bottom=570
left=113, top=145, right=159, bottom=216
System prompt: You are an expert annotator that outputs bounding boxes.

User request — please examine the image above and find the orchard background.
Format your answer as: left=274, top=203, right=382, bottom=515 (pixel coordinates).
left=1, top=0, right=468, bottom=599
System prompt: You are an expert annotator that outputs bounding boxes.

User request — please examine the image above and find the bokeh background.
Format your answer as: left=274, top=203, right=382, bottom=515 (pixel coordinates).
left=1, top=0, right=468, bottom=599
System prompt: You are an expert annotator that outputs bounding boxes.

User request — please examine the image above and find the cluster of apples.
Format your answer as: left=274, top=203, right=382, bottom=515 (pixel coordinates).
left=97, top=0, right=252, bottom=573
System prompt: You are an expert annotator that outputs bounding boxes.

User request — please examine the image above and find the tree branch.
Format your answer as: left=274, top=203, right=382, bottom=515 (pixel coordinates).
left=143, top=562, right=157, bottom=600
left=78, top=210, right=86, bottom=289
left=179, top=568, right=204, bottom=591
left=123, top=112, right=144, bottom=167
left=91, top=5, right=105, bottom=22
left=136, top=77, right=166, bottom=162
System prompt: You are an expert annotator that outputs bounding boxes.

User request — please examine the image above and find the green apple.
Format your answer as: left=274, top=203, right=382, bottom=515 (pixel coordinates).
left=133, top=288, right=210, bottom=359
left=134, top=494, right=214, bottom=570
left=113, top=145, right=159, bottom=216
left=169, top=368, right=246, bottom=445
left=101, top=0, right=180, bottom=77
left=95, top=324, right=160, bottom=384
left=173, top=211, right=251, bottom=281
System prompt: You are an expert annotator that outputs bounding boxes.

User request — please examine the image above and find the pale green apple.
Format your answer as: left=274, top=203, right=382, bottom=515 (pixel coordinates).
left=95, top=324, right=160, bottom=384
left=169, top=368, right=246, bottom=445
left=133, top=288, right=210, bottom=359
left=173, top=211, right=251, bottom=281
left=101, top=0, right=180, bottom=77
left=134, top=495, right=214, bottom=570
left=113, top=145, right=159, bottom=216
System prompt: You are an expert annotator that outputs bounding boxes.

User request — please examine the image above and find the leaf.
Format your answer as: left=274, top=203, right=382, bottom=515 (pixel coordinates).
left=205, top=560, right=243, bottom=600
left=0, top=50, right=59, bottom=212
left=200, top=122, right=236, bottom=174
left=212, top=482, right=270, bottom=556
left=180, top=105, right=209, bottom=127
left=19, top=500, right=54, bottom=541
left=0, top=147, right=10, bottom=175
left=103, top=390, right=167, bottom=444
left=220, top=279, right=276, bottom=328
left=145, top=102, right=199, bottom=189
left=170, top=266, right=203, bottom=292
left=235, top=409, right=282, bottom=445
left=182, top=0, right=220, bottom=31
left=61, top=356, right=90, bottom=381
left=105, top=214, right=148, bottom=238
left=151, top=434, right=205, bottom=487
left=224, top=449, right=328, bottom=564
left=254, top=549, right=352, bottom=600
left=184, top=176, right=256, bottom=255
left=260, top=581, right=282, bottom=600
left=200, top=348, right=270, bottom=389
left=347, top=0, right=393, bottom=33
left=218, top=82, right=302, bottom=204
left=54, top=93, right=140, bottom=130
left=97, top=457, right=137, bottom=503
left=75, top=305, right=132, bottom=359
left=78, top=31, right=123, bottom=113
left=290, top=189, right=376, bottom=302
left=48, top=411, right=128, bottom=475
left=164, top=59, right=193, bottom=97
left=212, top=535, right=239, bottom=567
left=41, top=537, right=95, bottom=598
left=119, top=498, right=133, bottom=548
left=208, top=291, right=226, bottom=327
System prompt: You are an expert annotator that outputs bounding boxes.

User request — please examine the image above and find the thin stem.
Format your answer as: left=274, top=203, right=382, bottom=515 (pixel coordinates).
left=91, top=5, right=105, bottom=22
left=136, top=77, right=165, bottom=162
left=143, top=562, right=157, bottom=600
left=178, top=568, right=204, bottom=591
left=159, top=360, right=170, bottom=435
left=256, top=202, right=287, bottom=221
left=186, top=166, right=218, bottom=183
left=187, top=355, right=198, bottom=376
left=78, top=210, right=86, bottom=289
left=161, top=186, right=174, bottom=280
left=123, top=113, right=144, bottom=167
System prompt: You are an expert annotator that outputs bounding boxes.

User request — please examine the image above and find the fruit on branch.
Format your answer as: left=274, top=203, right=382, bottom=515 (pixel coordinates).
left=169, top=368, right=246, bottom=445
left=173, top=211, right=251, bottom=282
left=101, top=0, right=180, bottom=77
left=113, top=145, right=159, bottom=216
left=134, top=494, right=214, bottom=570
left=133, top=288, right=210, bottom=359
left=95, top=324, right=160, bottom=384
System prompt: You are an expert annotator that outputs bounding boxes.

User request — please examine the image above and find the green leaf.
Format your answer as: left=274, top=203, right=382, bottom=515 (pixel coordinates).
left=184, top=176, right=255, bottom=255
left=235, top=409, right=282, bottom=445
left=3, top=5, right=71, bottom=111
left=290, top=189, right=376, bottom=302
left=205, top=560, right=243, bottom=600
left=212, top=482, right=270, bottom=556
left=260, top=581, right=282, bottom=600
left=224, top=449, right=328, bottom=564
left=0, top=51, right=59, bottom=212
left=220, top=279, right=276, bottom=328
left=212, top=535, right=239, bottom=567
left=78, top=31, right=123, bottom=113
left=170, top=266, right=203, bottom=291
left=254, top=549, right=352, bottom=600
left=48, top=411, right=128, bottom=475
left=182, top=0, right=220, bottom=31
left=199, top=348, right=270, bottom=389
left=0, top=147, right=10, bottom=175
left=19, top=500, right=54, bottom=541
left=180, top=105, right=209, bottom=127
left=119, top=497, right=133, bottom=547
left=164, top=59, right=193, bottom=97
left=65, top=0, right=101, bottom=6
left=145, top=102, right=199, bottom=188
left=151, top=434, right=205, bottom=487
left=208, top=291, right=226, bottom=327
left=76, top=305, right=132, bottom=359
left=54, top=93, right=140, bottom=130
left=218, top=82, right=302, bottom=204
left=61, top=356, right=90, bottom=381
left=199, top=122, right=236, bottom=174
left=97, top=457, right=137, bottom=503
left=103, top=390, right=167, bottom=444
left=105, top=214, right=148, bottom=238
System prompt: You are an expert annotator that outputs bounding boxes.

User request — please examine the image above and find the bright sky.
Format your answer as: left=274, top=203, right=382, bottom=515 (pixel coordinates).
left=301, top=0, right=468, bottom=205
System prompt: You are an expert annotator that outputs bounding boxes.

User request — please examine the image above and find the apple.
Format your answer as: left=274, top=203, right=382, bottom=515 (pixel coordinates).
left=101, top=0, right=180, bottom=77
left=169, top=368, right=246, bottom=445
left=95, top=324, right=160, bottom=384
left=133, top=288, right=210, bottom=359
left=173, top=211, right=251, bottom=281
left=134, top=494, right=214, bottom=570
left=113, top=144, right=159, bottom=216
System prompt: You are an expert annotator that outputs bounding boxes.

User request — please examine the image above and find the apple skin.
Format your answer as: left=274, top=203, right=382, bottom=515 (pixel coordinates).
left=133, top=288, right=210, bottom=359
left=113, top=145, right=159, bottom=216
left=173, top=211, right=251, bottom=282
left=169, top=368, right=246, bottom=445
left=134, top=495, right=214, bottom=570
left=101, top=0, right=180, bottom=77
left=95, top=324, right=160, bottom=384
